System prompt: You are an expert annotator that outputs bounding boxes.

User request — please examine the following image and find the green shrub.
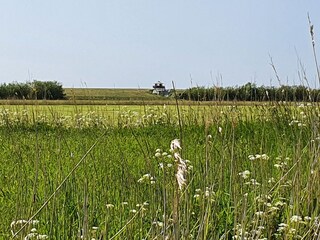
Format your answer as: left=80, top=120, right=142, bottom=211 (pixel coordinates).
left=179, top=82, right=320, bottom=102
left=0, top=80, right=65, bottom=100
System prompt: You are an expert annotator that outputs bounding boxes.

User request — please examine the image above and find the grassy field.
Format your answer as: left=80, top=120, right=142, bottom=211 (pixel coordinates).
left=0, top=102, right=294, bottom=128
left=1, top=101, right=320, bottom=239
left=64, top=88, right=182, bottom=101
left=0, top=88, right=183, bottom=106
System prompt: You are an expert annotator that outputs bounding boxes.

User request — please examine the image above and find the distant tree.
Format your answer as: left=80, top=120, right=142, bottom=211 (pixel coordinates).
left=0, top=80, right=65, bottom=100
left=31, top=80, right=65, bottom=100
left=0, top=84, right=9, bottom=99
left=179, top=83, right=320, bottom=102
left=16, top=83, right=31, bottom=99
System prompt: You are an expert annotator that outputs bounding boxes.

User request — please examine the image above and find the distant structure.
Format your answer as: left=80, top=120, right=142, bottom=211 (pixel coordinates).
left=152, top=81, right=170, bottom=96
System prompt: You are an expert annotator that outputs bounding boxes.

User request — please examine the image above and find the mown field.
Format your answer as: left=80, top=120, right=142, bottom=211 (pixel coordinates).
left=1, top=100, right=320, bottom=239
left=64, top=88, right=166, bottom=101
left=0, top=88, right=184, bottom=106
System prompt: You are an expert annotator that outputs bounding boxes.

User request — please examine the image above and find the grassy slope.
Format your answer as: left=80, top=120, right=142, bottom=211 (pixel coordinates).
left=0, top=87, right=281, bottom=106
left=64, top=88, right=177, bottom=100
left=0, top=88, right=185, bottom=105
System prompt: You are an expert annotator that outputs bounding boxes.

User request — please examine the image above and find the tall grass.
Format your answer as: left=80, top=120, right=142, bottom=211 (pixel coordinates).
left=1, top=100, right=320, bottom=239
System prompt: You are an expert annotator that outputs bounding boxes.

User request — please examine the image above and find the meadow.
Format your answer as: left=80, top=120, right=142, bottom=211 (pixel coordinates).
left=1, top=100, right=320, bottom=239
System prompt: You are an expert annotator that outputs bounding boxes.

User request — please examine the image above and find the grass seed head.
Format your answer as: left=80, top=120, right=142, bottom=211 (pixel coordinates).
left=170, top=139, right=181, bottom=151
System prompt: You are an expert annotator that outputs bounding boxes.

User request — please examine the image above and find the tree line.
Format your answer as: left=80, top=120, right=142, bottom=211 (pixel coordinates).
left=0, top=80, right=65, bottom=100
left=179, top=82, right=320, bottom=102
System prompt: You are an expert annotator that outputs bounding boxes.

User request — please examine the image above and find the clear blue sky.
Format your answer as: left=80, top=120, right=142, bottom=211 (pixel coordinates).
left=1, top=1, right=319, bottom=89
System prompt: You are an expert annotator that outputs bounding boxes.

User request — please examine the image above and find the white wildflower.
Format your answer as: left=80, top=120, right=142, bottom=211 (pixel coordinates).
left=138, top=173, right=153, bottom=183
left=205, top=190, right=210, bottom=197
left=248, top=154, right=269, bottom=161
left=11, top=219, right=40, bottom=237
left=274, top=201, right=285, bottom=207
left=153, top=221, right=164, bottom=227
left=238, top=170, right=251, bottom=179
left=11, top=219, right=28, bottom=229
left=268, top=177, right=275, bottom=183
left=274, top=164, right=281, bottom=169
left=269, top=206, right=280, bottom=212
left=31, top=220, right=39, bottom=225
left=304, top=216, right=311, bottom=221
left=288, top=228, right=296, bottom=234
left=261, top=154, right=269, bottom=160
left=37, top=235, right=48, bottom=240
left=194, top=194, right=200, bottom=199
left=24, top=233, right=37, bottom=240
left=278, top=223, right=288, bottom=227
left=106, top=204, right=114, bottom=209
left=255, top=211, right=264, bottom=216
left=290, top=215, right=302, bottom=223
left=245, top=179, right=260, bottom=186
left=277, top=223, right=288, bottom=232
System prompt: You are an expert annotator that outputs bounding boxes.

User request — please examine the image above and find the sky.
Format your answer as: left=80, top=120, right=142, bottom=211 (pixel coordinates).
left=0, top=1, right=320, bottom=89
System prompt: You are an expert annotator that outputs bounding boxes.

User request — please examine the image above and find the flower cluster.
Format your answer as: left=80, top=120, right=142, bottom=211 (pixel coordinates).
left=10, top=219, right=48, bottom=239
left=137, top=173, right=156, bottom=184
left=248, top=154, right=269, bottom=161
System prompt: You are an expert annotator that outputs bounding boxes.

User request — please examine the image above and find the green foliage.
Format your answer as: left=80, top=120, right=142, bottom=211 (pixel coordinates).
left=179, top=82, right=320, bottom=102
left=31, top=80, right=66, bottom=100
left=0, top=80, right=65, bottom=100
left=1, top=103, right=320, bottom=238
